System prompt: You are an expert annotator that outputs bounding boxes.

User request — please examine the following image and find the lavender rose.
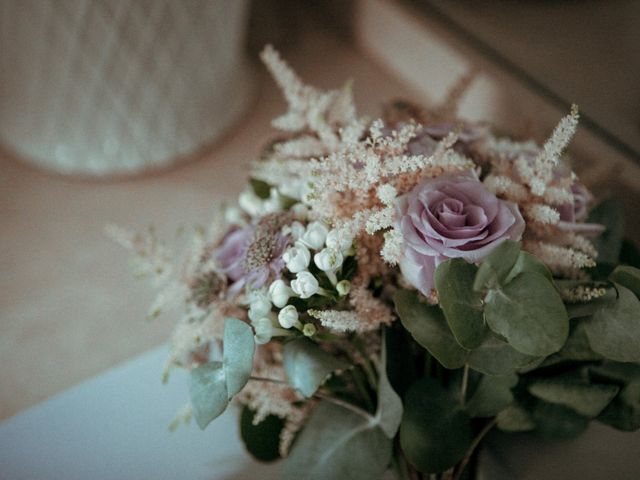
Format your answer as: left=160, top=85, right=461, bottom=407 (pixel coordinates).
left=397, top=174, right=525, bottom=295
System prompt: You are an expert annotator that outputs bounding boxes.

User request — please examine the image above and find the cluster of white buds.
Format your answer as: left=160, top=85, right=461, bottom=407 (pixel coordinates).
left=238, top=187, right=283, bottom=217
left=313, top=248, right=343, bottom=285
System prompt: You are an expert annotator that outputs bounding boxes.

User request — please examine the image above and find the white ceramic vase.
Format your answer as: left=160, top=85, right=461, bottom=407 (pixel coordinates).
left=0, top=0, right=253, bottom=177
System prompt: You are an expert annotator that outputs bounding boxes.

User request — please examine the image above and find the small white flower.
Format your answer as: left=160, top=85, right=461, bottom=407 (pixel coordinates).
left=268, top=279, right=294, bottom=308
left=283, top=242, right=311, bottom=273
left=248, top=294, right=272, bottom=322
left=336, top=280, right=351, bottom=296
left=282, top=221, right=306, bottom=241
left=262, top=188, right=283, bottom=213
left=291, top=203, right=310, bottom=219
left=377, top=184, right=397, bottom=206
left=224, top=205, right=244, bottom=225
left=302, top=323, right=317, bottom=337
left=300, top=221, right=329, bottom=250
left=314, top=248, right=344, bottom=272
left=278, top=305, right=301, bottom=329
left=238, top=189, right=264, bottom=217
left=291, top=271, right=320, bottom=299
left=325, top=229, right=354, bottom=253
left=253, top=317, right=274, bottom=345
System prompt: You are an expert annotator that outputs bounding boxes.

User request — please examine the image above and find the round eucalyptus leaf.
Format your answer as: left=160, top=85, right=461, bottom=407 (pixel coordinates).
left=473, top=240, right=521, bottom=291
left=610, top=265, right=640, bottom=299
left=223, top=318, right=255, bottom=396
left=504, top=251, right=553, bottom=284
left=597, top=382, right=640, bottom=431
left=394, top=289, right=468, bottom=369
left=189, top=361, right=228, bottom=430
left=400, top=378, right=472, bottom=474
left=531, top=401, right=589, bottom=440
left=584, top=284, right=640, bottom=362
left=283, top=401, right=392, bottom=480
left=467, top=334, right=537, bottom=375
left=465, top=373, right=517, bottom=418
left=496, top=404, right=536, bottom=432
left=283, top=338, right=347, bottom=397
left=375, top=336, right=403, bottom=438
left=484, top=272, right=569, bottom=356
left=528, top=379, right=619, bottom=418
left=435, top=259, right=486, bottom=350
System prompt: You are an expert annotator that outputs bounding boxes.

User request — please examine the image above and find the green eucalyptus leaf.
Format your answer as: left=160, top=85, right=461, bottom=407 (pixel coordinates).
left=597, top=382, right=640, bottom=431
left=223, top=318, right=255, bottom=396
left=394, top=289, right=468, bottom=369
left=465, top=373, right=518, bottom=418
left=400, top=378, right=472, bottom=474
left=283, top=401, right=392, bottom=480
left=435, top=259, right=486, bottom=349
left=584, top=284, right=640, bottom=362
left=531, top=401, right=589, bottom=440
left=610, top=265, right=640, bottom=299
left=542, top=322, right=603, bottom=367
left=283, top=338, right=347, bottom=397
left=505, top=251, right=553, bottom=283
left=240, top=406, right=284, bottom=462
left=467, top=334, right=538, bottom=375
left=189, top=318, right=255, bottom=430
left=496, top=404, right=536, bottom=432
left=375, top=335, right=403, bottom=438
left=473, top=240, right=521, bottom=291
left=189, top=361, right=228, bottom=429
left=589, top=362, right=640, bottom=384
left=484, top=272, right=569, bottom=356
left=528, top=379, right=619, bottom=418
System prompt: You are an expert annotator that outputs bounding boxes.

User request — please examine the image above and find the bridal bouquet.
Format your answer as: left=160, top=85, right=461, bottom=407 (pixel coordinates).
left=110, top=46, right=640, bottom=479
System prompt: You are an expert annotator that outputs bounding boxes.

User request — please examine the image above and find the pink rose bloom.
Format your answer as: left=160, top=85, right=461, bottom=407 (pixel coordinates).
left=397, top=174, right=525, bottom=295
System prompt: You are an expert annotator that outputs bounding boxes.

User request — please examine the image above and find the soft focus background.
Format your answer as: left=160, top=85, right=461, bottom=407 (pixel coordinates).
left=1, top=0, right=639, bottom=472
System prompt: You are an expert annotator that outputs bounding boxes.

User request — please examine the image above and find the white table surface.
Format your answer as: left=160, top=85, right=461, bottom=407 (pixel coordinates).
left=0, top=345, right=281, bottom=480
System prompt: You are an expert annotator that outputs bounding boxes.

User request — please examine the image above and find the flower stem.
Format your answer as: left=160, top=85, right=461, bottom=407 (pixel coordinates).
left=452, top=418, right=497, bottom=480
left=460, top=364, right=469, bottom=406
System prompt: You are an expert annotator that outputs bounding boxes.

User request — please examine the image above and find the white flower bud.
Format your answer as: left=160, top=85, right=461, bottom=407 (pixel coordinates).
left=238, top=189, right=264, bottom=217
left=278, top=305, right=301, bottom=329
left=268, top=279, right=294, bottom=308
left=224, top=205, right=244, bottom=225
left=248, top=295, right=272, bottom=322
left=291, top=203, right=309, bottom=219
left=290, top=271, right=320, bottom=299
left=302, top=323, right=317, bottom=337
left=325, top=229, right=353, bottom=253
left=300, top=221, right=329, bottom=250
left=283, top=242, right=311, bottom=273
left=253, top=317, right=274, bottom=345
left=336, top=280, right=351, bottom=296
left=282, top=221, right=306, bottom=241
left=314, top=248, right=344, bottom=272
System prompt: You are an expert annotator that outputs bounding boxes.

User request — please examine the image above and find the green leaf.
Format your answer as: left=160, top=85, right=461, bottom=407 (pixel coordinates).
left=610, top=265, right=640, bottom=299
left=542, top=322, right=603, bottom=367
left=223, top=318, right=256, bottom=396
left=584, top=284, right=640, bottom=362
left=531, top=401, right=589, bottom=440
left=484, top=272, right=569, bottom=356
left=283, top=401, right=392, bottom=480
left=588, top=198, right=625, bottom=267
left=597, top=382, right=640, bottom=431
left=283, top=338, right=347, bottom=397
left=467, top=334, right=538, bottom=375
left=240, top=406, right=284, bottom=462
left=394, top=289, right=468, bottom=369
left=374, top=335, right=403, bottom=438
left=528, top=379, right=619, bottom=418
left=400, top=378, right=472, bottom=474
left=496, top=405, right=536, bottom=432
left=465, top=373, right=517, bottom=418
left=189, top=318, right=255, bottom=429
left=435, top=259, right=486, bottom=349
left=505, top=251, right=553, bottom=284
left=473, top=240, right=521, bottom=291
left=589, top=362, right=640, bottom=384
left=190, top=362, right=228, bottom=429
